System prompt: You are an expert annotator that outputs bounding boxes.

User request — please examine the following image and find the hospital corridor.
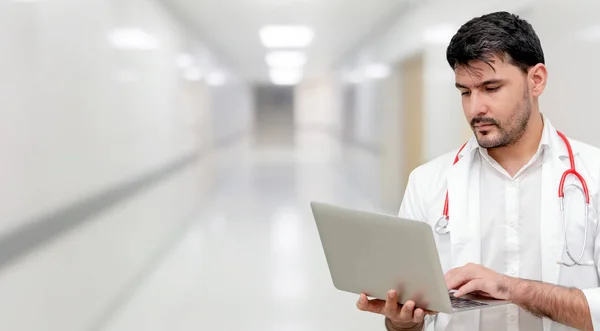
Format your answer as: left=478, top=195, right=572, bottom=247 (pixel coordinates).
left=97, top=130, right=386, bottom=331
left=3, top=0, right=600, bottom=330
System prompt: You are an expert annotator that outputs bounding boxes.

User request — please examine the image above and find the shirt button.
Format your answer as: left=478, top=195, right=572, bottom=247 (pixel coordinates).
left=509, top=221, right=515, bottom=228
left=510, top=315, right=516, bottom=322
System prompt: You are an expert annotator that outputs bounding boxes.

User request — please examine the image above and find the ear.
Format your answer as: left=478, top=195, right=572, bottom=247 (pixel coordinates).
left=528, top=63, right=547, bottom=97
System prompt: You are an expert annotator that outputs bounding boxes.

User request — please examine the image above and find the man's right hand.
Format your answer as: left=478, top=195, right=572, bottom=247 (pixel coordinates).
left=356, top=289, right=435, bottom=330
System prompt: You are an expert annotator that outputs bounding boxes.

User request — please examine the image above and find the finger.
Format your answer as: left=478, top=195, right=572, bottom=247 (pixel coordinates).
left=444, top=270, right=468, bottom=289
left=356, top=293, right=386, bottom=313
left=383, top=290, right=400, bottom=317
left=455, top=279, right=485, bottom=297
left=413, top=308, right=425, bottom=323
left=444, top=267, right=460, bottom=282
left=399, top=300, right=415, bottom=321
left=446, top=270, right=474, bottom=291
left=444, top=263, right=471, bottom=279
left=445, top=263, right=479, bottom=281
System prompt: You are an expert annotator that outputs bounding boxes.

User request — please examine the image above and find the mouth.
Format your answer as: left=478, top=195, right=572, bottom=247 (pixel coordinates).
left=474, top=124, right=495, bottom=130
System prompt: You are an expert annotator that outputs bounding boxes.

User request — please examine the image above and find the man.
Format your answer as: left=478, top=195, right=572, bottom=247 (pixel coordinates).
left=356, top=11, right=600, bottom=331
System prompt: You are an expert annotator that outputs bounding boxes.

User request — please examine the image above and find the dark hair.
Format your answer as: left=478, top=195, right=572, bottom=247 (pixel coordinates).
left=446, top=11, right=545, bottom=74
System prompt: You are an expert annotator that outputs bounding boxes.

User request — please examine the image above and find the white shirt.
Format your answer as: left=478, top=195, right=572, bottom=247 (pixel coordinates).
left=476, top=122, right=551, bottom=331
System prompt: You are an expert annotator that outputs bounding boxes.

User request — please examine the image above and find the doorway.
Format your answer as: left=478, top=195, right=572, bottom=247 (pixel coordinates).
left=253, top=84, right=295, bottom=148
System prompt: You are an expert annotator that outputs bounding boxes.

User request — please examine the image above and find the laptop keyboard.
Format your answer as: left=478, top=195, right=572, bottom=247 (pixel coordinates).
left=450, top=294, right=489, bottom=309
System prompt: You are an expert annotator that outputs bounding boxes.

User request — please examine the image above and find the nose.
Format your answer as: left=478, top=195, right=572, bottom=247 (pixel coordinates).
left=466, top=92, right=488, bottom=118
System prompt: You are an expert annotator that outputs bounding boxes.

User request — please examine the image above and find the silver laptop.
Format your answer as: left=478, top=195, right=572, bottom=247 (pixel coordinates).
left=310, top=201, right=510, bottom=314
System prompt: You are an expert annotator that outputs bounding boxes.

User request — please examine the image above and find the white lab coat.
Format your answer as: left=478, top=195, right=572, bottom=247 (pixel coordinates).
left=398, top=117, right=600, bottom=331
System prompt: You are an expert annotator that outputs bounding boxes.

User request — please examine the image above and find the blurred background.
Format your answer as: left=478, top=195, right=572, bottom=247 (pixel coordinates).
left=1, top=0, right=599, bottom=330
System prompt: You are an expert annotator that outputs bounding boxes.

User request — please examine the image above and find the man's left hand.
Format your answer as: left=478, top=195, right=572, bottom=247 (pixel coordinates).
left=444, top=263, right=515, bottom=300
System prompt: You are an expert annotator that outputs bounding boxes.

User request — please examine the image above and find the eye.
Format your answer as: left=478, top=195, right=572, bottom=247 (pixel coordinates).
left=486, top=86, right=500, bottom=92
left=461, top=91, right=471, bottom=96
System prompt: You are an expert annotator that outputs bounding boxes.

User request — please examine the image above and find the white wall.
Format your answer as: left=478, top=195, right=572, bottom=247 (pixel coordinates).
left=293, top=74, right=384, bottom=207
left=421, top=44, right=468, bottom=161
left=210, top=80, right=254, bottom=143
left=378, top=69, right=405, bottom=213
left=291, top=77, right=344, bottom=166
left=0, top=0, right=252, bottom=330
left=294, top=75, right=343, bottom=134
left=524, top=0, right=600, bottom=146
left=352, top=79, right=383, bottom=149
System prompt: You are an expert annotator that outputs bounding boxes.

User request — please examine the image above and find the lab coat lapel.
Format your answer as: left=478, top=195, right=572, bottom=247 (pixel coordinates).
left=447, top=138, right=481, bottom=268
left=540, top=129, right=570, bottom=285
left=444, top=138, right=481, bottom=331
left=540, top=126, right=572, bottom=331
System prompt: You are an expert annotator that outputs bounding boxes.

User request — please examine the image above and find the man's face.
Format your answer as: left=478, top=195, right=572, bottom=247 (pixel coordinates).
left=454, top=55, right=532, bottom=149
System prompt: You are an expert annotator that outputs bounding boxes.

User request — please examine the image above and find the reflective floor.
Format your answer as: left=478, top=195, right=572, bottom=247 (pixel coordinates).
left=99, top=131, right=386, bottom=331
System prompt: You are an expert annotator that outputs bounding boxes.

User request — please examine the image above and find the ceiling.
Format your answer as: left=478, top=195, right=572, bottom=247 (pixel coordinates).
left=163, top=0, right=411, bottom=84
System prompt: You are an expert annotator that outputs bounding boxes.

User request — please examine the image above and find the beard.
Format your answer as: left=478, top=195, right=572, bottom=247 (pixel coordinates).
left=471, top=87, right=532, bottom=149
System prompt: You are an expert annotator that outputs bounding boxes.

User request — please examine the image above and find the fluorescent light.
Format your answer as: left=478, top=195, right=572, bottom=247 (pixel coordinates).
left=260, top=25, right=314, bottom=48
left=176, top=53, right=194, bottom=68
left=578, top=25, right=600, bottom=42
left=269, top=68, right=303, bottom=85
left=266, top=51, right=307, bottom=68
left=183, top=67, right=203, bottom=81
left=108, top=28, right=158, bottom=50
left=206, top=71, right=226, bottom=86
left=364, top=63, right=391, bottom=79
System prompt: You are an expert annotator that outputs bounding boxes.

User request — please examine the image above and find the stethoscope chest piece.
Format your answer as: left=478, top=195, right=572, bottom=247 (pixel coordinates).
left=435, top=216, right=450, bottom=235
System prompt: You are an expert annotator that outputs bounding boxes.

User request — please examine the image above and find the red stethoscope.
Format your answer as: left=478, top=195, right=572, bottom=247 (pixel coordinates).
left=433, top=131, right=593, bottom=267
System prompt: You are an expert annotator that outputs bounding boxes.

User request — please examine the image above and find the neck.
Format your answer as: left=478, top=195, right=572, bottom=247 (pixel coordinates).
left=487, top=112, right=544, bottom=177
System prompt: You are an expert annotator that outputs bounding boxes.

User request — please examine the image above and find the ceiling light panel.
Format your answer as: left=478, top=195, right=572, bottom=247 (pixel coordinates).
left=364, top=63, right=391, bottom=79
left=206, top=71, right=226, bottom=86
left=265, top=51, right=307, bottom=68
left=108, top=28, right=158, bottom=50
left=269, top=68, right=303, bottom=85
left=260, top=25, right=314, bottom=48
